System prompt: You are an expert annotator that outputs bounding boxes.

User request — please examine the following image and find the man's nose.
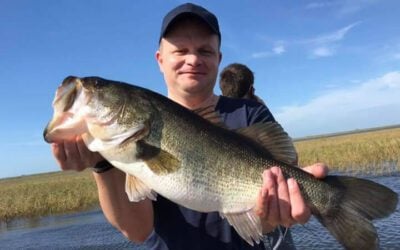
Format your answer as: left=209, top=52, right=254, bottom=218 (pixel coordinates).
left=186, top=53, right=201, bottom=66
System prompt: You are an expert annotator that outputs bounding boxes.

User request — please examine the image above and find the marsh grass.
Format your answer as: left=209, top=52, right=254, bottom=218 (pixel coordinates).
left=295, top=127, right=400, bottom=175
left=0, top=170, right=98, bottom=222
left=1, top=127, right=399, bottom=222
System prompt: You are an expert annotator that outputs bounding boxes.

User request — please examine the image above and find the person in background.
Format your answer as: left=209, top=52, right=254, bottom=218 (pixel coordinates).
left=219, top=63, right=265, bottom=104
left=50, top=3, right=328, bottom=250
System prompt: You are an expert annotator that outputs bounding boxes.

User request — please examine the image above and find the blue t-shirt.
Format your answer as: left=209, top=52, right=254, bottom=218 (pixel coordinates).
left=144, top=96, right=295, bottom=250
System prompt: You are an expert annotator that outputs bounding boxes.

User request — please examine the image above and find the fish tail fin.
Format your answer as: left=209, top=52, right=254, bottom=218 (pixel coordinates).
left=315, top=176, right=398, bottom=250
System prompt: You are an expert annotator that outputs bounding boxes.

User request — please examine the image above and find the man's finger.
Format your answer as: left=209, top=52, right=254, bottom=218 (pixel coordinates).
left=264, top=169, right=279, bottom=226
left=288, top=178, right=311, bottom=224
left=76, top=137, right=90, bottom=156
left=62, top=139, right=83, bottom=170
left=302, top=163, right=329, bottom=179
left=63, top=139, right=79, bottom=160
left=273, top=167, right=292, bottom=227
left=256, top=189, right=268, bottom=218
left=52, top=143, right=66, bottom=162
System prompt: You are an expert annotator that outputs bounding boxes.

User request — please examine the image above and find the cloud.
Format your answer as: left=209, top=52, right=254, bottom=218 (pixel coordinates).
left=299, top=22, right=359, bottom=58
left=275, top=71, right=400, bottom=138
left=305, top=0, right=378, bottom=15
left=304, top=22, right=360, bottom=45
left=338, top=0, right=378, bottom=15
left=273, top=45, right=286, bottom=55
left=251, top=44, right=286, bottom=59
left=305, top=2, right=339, bottom=10
left=252, top=23, right=358, bottom=59
left=251, top=51, right=273, bottom=59
left=372, top=42, right=400, bottom=63
left=311, top=47, right=335, bottom=57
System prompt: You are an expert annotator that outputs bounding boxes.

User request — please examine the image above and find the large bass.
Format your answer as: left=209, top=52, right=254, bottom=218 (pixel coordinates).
left=44, top=76, right=398, bottom=249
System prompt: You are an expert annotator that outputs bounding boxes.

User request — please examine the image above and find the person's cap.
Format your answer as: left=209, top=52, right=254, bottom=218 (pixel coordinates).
left=159, top=3, right=221, bottom=42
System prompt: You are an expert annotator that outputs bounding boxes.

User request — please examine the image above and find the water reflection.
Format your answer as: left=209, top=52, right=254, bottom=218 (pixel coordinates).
left=1, top=216, right=42, bottom=233
left=0, top=209, right=139, bottom=249
left=0, top=209, right=100, bottom=233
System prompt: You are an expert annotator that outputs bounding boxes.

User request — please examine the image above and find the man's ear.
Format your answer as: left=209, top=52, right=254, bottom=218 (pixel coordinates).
left=155, top=50, right=164, bottom=73
left=218, top=52, right=222, bottom=64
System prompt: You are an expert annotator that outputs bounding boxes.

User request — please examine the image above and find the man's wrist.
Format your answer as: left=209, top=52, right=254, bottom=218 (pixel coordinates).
left=92, top=160, right=114, bottom=173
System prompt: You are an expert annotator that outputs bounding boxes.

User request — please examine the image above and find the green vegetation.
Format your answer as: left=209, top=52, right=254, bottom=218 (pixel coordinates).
left=1, top=127, right=399, bottom=222
left=295, top=127, right=400, bottom=174
left=0, top=170, right=98, bottom=222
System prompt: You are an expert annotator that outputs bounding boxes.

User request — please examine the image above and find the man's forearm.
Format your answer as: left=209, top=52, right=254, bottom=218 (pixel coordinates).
left=93, top=168, right=154, bottom=243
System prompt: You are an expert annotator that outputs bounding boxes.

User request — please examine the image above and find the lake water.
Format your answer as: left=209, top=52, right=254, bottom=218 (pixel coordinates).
left=1, top=175, right=399, bottom=250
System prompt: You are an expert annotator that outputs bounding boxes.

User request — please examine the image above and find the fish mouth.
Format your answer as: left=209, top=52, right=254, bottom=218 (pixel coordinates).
left=43, top=113, right=76, bottom=143
left=43, top=124, right=51, bottom=143
left=43, top=76, right=85, bottom=143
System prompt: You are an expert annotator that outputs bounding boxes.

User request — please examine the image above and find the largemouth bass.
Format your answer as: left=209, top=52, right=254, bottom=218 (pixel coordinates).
left=44, top=76, right=398, bottom=250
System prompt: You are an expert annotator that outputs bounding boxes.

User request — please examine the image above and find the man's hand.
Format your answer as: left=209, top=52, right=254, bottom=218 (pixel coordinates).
left=255, top=163, right=329, bottom=232
left=51, top=136, right=104, bottom=171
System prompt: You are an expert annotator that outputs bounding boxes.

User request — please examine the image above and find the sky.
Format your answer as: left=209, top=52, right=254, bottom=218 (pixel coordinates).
left=1, top=0, right=400, bottom=179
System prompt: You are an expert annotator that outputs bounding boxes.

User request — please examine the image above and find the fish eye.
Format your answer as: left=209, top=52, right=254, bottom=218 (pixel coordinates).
left=92, top=78, right=106, bottom=89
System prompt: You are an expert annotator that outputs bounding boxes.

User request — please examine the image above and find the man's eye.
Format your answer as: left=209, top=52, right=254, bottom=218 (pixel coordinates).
left=200, top=50, right=213, bottom=55
left=174, top=49, right=187, bottom=55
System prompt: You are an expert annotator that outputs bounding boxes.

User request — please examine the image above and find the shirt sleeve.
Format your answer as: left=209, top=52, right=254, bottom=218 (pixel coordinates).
left=139, top=230, right=169, bottom=250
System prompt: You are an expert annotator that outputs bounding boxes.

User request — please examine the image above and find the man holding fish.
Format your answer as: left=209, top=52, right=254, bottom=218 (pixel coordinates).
left=50, top=3, right=329, bottom=249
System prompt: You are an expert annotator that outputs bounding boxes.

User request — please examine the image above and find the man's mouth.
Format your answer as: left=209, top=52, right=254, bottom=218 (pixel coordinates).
left=180, top=71, right=206, bottom=76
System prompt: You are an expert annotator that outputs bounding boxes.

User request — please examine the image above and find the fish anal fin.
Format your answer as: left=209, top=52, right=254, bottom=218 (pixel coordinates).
left=220, top=209, right=263, bottom=246
left=125, top=174, right=157, bottom=202
left=236, top=122, right=298, bottom=165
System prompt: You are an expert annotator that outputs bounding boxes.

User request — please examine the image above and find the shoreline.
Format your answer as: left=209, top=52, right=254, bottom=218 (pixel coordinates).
left=1, top=127, right=399, bottom=222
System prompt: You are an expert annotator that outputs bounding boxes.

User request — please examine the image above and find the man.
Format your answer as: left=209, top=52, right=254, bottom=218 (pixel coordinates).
left=219, top=63, right=265, bottom=104
left=51, top=3, right=328, bottom=250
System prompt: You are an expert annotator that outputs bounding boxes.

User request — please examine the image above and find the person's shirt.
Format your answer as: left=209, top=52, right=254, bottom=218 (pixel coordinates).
left=253, top=94, right=266, bottom=105
left=140, top=96, right=295, bottom=250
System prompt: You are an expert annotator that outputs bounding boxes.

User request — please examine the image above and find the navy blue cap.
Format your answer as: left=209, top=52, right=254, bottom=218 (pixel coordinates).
left=159, top=3, right=221, bottom=43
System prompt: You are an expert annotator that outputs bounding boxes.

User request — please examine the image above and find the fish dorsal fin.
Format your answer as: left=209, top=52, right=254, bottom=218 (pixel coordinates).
left=236, top=122, right=298, bottom=165
left=220, top=209, right=263, bottom=246
left=125, top=173, right=157, bottom=202
left=192, top=105, right=226, bottom=128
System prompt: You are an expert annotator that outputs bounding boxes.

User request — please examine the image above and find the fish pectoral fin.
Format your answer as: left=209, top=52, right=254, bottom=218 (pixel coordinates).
left=144, top=149, right=181, bottom=175
left=236, top=122, right=298, bottom=165
left=125, top=174, right=157, bottom=202
left=220, top=209, right=263, bottom=246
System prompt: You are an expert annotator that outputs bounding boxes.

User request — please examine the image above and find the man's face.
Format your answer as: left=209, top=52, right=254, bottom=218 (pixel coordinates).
left=156, top=17, right=222, bottom=99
